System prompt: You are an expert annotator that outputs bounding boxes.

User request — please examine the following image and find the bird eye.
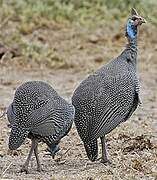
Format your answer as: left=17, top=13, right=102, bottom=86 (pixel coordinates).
left=132, top=17, right=137, bottom=21
left=131, top=15, right=139, bottom=21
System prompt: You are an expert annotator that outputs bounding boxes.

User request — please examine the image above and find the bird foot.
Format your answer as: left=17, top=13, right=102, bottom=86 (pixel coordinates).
left=100, top=158, right=111, bottom=165
left=37, top=165, right=43, bottom=172
left=20, top=165, right=29, bottom=174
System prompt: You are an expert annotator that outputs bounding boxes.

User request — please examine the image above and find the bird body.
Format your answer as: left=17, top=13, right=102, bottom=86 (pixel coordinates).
left=74, top=52, right=139, bottom=138
left=72, top=8, right=145, bottom=162
left=7, top=81, right=74, bottom=172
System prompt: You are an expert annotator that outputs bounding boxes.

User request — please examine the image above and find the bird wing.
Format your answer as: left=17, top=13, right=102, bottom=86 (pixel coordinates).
left=73, top=72, right=139, bottom=142
left=90, top=73, right=139, bottom=140
left=30, top=102, right=73, bottom=138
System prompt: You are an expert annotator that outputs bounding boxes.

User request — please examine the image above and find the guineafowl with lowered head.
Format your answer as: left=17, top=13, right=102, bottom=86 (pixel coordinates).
left=72, top=8, right=146, bottom=163
left=7, top=81, right=75, bottom=173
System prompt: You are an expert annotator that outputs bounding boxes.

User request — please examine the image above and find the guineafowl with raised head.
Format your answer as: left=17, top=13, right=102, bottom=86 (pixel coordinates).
left=72, top=8, right=146, bottom=163
left=7, top=81, right=75, bottom=173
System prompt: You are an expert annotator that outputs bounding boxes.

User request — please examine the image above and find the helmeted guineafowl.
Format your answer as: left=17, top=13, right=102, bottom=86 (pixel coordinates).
left=72, top=8, right=146, bottom=163
left=7, top=103, right=61, bottom=157
left=7, top=81, right=75, bottom=173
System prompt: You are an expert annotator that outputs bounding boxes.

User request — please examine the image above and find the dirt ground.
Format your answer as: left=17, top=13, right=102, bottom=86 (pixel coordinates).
left=0, top=23, right=157, bottom=180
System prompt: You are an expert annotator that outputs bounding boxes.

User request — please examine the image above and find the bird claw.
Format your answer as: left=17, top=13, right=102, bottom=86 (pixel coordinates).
left=20, top=165, right=29, bottom=174
left=21, top=165, right=43, bottom=173
left=100, top=158, right=111, bottom=165
left=37, top=166, right=43, bottom=172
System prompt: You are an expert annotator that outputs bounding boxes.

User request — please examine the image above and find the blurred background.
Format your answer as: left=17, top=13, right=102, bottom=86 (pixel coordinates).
left=0, top=0, right=157, bottom=69
left=0, top=0, right=157, bottom=179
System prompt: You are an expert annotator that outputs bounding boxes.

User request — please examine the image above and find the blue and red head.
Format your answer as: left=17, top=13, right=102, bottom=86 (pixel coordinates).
left=126, top=8, right=146, bottom=40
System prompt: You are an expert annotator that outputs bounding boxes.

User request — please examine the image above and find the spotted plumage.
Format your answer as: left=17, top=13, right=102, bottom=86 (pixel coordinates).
left=7, top=81, right=75, bottom=172
left=72, top=8, right=146, bottom=163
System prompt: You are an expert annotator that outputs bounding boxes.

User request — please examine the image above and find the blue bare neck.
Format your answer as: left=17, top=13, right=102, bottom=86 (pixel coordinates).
left=119, top=19, right=138, bottom=66
left=126, top=19, right=137, bottom=50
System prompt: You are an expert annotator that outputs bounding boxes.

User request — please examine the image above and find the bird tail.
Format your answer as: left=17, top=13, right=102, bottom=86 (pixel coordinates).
left=84, top=139, right=98, bottom=162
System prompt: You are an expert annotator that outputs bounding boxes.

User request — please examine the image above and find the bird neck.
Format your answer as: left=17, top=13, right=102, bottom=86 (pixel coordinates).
left=126, top=36, right=137, bottom=50
left=127, top=35, right=138, bottom=63
left=120, top=36, right=138, bottom=67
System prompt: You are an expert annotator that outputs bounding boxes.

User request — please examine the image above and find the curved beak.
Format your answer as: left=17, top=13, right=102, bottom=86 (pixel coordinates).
left=141, top=17, right=146, bottom=23
left=137, top=16, right=146, bottom=26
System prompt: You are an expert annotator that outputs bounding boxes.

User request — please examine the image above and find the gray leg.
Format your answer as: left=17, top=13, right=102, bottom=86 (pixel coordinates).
left=21, top=139, right=36, bottom=173
left=100, top=136, right=110, bottom=164
left=34, top=140, right=42, bottom=172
